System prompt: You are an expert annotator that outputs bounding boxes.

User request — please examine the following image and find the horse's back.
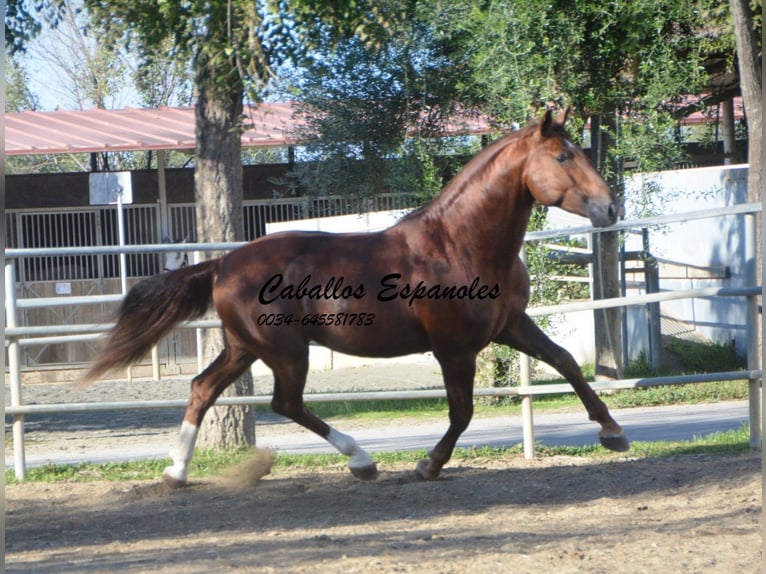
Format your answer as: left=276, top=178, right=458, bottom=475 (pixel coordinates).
left=210, top=229, right=433, bottom=356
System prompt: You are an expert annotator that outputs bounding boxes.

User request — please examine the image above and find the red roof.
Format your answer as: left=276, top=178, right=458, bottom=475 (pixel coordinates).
left=5, top=98, right=742, bottom=156
left=5, top=103, right=302, bottom=156
left=4, top=102, right=498, bottom=156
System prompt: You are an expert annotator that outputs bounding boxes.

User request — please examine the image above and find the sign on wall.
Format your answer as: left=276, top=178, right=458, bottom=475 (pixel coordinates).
left=88, top=172, right=133, bottom=205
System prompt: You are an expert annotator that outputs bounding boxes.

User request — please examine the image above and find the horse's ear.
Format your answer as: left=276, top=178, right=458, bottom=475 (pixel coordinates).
left=540, top=109, right=554, bottom=137
left=541, top=107, right=570, bottom=137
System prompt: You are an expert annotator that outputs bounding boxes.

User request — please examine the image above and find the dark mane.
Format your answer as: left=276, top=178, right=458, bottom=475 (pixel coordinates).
left=398, top=122, right=539, bottom=224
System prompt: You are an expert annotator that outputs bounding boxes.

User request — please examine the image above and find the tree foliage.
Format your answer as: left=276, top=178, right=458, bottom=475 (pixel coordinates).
left=437, top=0, right=738, bottom=174
left=5, top=0, right=64, bottom=54
left=450, top=0, right=721, bottom=115
left=5, top=56, right=40, bottom=112
left=283, top=14, right=471, bottom=204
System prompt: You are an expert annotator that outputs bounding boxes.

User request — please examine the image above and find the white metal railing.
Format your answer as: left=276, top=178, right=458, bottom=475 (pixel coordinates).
left=4, top=202, right=763, bottom=480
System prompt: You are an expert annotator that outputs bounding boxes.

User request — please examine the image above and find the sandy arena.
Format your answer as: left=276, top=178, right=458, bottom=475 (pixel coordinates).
left=5, top=360, right=763, bottom=572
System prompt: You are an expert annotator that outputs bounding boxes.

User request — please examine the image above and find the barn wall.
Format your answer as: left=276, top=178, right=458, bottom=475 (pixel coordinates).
left=6, top=164, right=292, bottom=209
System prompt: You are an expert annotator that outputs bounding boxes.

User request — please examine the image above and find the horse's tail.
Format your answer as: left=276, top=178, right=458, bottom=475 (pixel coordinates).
left=80, top=259, right=220, bottom=386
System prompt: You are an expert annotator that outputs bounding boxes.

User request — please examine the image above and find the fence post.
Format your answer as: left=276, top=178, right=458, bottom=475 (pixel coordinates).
left=745, top=213, right=762, bottom=449
left=5, top=259, right=26, bottom=480
left=151, top=345, right=161, bottom=381
left=642, top=229, right=662, bottom=371
left=519, top=246, right=535, bottom=459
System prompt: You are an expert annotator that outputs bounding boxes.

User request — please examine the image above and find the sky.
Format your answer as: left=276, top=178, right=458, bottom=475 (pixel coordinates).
left=24, top=40, right=142, bottom=111
left=19, top=1, right=146, bottom=112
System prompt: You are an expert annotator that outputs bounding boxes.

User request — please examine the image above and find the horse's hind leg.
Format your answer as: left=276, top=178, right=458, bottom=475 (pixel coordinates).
left=495, top=314, right=629, bottom=452
left=416, top=351, right=476, bottom=480
left=163, top=338, right=254, bottom=488
left=269, top=351, right=378, bottom=481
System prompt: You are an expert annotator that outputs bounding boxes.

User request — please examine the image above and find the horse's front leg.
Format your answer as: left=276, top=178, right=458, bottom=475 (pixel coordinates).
left=416, top=351, right=477, bottom=480
left=495, top=313, right=629, bottom=452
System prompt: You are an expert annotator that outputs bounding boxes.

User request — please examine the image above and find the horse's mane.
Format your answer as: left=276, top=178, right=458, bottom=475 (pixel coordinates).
left=398, top=120, right=541, bottom=224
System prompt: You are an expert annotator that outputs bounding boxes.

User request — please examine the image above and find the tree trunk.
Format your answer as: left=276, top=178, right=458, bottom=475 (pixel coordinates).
left=729, top=0, right=763, bottom=187
left=592, top=230, right=623, bottom=380
left=721, top=98, right=740, bottom=164
left=729, top=0, right=762, bottom=260
left=193, top=64, right=255, bottom=450
left=590, top=114, right=623, bottom=380
left=729, top=0, right=762, bottom=449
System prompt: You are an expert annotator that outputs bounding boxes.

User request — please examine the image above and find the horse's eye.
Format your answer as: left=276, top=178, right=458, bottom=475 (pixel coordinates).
left=556, top=153, right=569, bottom=163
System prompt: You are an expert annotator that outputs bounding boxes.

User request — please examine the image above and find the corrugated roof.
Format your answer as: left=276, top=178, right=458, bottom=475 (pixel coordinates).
left=4, top=103, right=499, bottom=157
left=5, top=103, right=301, bottom=156
left=5, top=97, right=742, bottom=156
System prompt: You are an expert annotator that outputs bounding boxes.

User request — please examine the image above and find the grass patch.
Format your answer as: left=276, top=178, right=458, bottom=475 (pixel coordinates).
left=7, top=426, right=752, bottom=485
left=604, top=380, right=750, bottom=409
left=664, top=337, right=746, bottom=373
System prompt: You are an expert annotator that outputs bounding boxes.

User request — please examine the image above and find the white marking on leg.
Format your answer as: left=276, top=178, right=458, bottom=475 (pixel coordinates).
left=163, top=421, right=199, bottom=484
left=327, top=427, right=374, bottom=471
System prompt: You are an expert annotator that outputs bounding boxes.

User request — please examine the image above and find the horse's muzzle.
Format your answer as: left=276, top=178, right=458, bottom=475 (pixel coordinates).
left=589, top=200, right=623, bottom=227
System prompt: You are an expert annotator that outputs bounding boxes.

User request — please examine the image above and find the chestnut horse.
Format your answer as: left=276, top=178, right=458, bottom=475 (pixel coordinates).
left=83, top=109, right=629, bottom=487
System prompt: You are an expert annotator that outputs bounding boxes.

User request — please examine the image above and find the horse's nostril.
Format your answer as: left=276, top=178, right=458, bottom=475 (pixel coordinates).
left=608, top=203, right=616, bottom=220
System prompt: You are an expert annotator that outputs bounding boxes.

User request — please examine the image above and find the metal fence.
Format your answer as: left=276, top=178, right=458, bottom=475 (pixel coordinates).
left=4, top=202, right=763, bottom=480
left=6, top=195, right=421, bottom=282
left=6, top=194, right=422, bottom=369
left=168, top=193, right=420, bottom=242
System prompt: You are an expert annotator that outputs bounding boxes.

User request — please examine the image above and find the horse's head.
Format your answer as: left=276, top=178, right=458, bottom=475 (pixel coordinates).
left=523, top=108, right=621, bottom=227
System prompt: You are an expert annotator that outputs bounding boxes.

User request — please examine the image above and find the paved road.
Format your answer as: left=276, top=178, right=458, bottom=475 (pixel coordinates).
left=7, top=400, right=750, bottom=469
left=256, top=400, right=750, bottom=454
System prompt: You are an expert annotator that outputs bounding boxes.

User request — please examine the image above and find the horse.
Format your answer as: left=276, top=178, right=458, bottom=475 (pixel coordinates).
left=82, top=109, right=629, bottom=488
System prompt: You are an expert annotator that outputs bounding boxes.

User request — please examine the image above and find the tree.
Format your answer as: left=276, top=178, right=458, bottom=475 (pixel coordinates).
left=32, top=2, right=131, bottom=111
left=729, top=0, right=762, bottom=254
left=283, top=13, right=469, bottom=207
left=728, top=0, right=762, bottom=448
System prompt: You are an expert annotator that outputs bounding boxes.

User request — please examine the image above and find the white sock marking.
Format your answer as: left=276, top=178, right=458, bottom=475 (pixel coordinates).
left=327, top=427, right=374, bottom=470
left=164, top=421, right=199, bottom=483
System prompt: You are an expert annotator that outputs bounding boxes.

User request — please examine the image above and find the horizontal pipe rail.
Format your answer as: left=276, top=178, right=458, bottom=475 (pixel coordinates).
left=16, top=294, right=124, bottom=309
left=525, top=202, right=762, bottom=241
left=6, top=370, right=760, bottom=417
left=5, top=203, right=761, bottom=260
left=527, top=286, right=761, bottom=317
left=6, top=286, right=759, bottom=342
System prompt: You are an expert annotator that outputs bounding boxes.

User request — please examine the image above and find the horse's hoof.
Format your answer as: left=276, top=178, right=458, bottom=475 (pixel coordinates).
left=350, top=463, right=379, bottom=481
left=415, top=459, right=440, bottom=481
left=600, top=433, right=630, bottom=452
left=162, top=467, right=189, bottom=489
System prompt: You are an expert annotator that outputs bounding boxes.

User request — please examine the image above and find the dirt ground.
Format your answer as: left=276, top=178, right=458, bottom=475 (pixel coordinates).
left=5, top=359, right=764, bottom=572
left=5, top=450, right=762, bottom=573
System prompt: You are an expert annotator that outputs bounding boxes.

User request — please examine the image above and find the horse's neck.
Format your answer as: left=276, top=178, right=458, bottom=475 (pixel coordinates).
left=407, top=145, right=533, bottom=263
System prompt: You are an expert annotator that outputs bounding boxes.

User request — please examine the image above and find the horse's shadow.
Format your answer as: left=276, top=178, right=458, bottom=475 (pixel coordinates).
left=6, top=452, right=758, bottom=574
